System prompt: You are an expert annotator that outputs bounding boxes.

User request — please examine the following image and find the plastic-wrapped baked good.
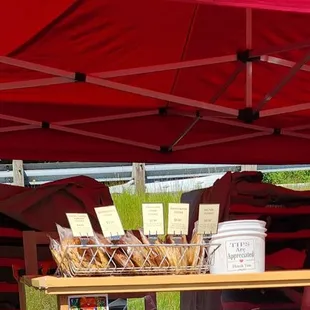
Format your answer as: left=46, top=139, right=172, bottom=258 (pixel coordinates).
left=49, top=223, right=209, bottom=277
left=137, top=229, right=169, bottom=268
left=118, top=231, right=157, bottom=268
left=187, top=221, right=204, bottom=267
left=96, top=232, right=135, bottom=269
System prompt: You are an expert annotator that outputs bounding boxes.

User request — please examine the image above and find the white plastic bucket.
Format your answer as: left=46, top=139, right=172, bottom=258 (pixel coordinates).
left=209, top=220, right=266, bottom=274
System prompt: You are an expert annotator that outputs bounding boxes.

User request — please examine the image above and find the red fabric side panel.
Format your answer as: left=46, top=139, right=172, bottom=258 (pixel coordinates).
left=0, top=176, right=113, bottom=231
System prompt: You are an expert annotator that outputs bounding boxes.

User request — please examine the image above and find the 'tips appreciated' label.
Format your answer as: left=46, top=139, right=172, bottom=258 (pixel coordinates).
left=225, top=239, right=255, bottom=272
left=167, top=203, right=189, bottom=235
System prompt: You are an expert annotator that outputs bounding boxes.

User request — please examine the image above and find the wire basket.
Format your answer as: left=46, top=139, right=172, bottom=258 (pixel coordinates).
left=54, top=242, right=220, bottom=277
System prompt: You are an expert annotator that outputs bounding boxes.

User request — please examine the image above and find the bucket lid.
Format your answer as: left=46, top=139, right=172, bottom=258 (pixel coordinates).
left=217, top=225, right=267, bottom=233
left=218, top=219, right=266, bottom=227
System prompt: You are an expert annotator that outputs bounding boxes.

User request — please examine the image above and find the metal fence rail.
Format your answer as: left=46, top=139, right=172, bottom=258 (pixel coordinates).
left=0, top=162, right=310, bottom=186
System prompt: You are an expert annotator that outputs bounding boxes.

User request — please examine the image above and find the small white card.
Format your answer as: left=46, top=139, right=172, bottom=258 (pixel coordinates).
left=167, top=203, right=189, bottom=235
left=142, top=203, right=164, bottom=236
left=66, top=213, right=94, bottom=237
left=197, top=204, right=220, bottom=235
left=95, top=205, right=125, bottom=237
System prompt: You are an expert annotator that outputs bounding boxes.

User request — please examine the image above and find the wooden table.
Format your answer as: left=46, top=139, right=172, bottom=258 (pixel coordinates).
left=22, top=270, right=310, bottom=309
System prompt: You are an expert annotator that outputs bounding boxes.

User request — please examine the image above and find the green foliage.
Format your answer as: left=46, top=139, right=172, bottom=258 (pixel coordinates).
left=112, top=191, right=181, bottom=231
left=263, top=170, right=310, bottom=185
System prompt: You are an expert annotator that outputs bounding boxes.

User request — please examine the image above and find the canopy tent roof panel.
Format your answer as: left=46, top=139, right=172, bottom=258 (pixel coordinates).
left=2, top=0, right=310, bottom=164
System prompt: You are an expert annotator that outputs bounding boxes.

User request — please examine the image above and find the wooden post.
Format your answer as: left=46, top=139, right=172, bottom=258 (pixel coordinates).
left=12, top=160, right=25, bottom=186
left=132, top=163, right=145, bottom=194
left=241, top=164, right=257, bottom=171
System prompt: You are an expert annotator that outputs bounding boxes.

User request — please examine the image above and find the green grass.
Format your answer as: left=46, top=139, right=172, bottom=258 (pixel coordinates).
left=25, top=285, right=57, bottom=310
left=25, top=191, right=182, bottom=310
left=112, top=191, right=182, bottom=231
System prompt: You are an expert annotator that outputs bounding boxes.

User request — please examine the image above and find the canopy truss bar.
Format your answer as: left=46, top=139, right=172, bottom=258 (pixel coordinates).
left=0, top=56, right=75, bottom=79
left=285, top=124, right=310, bottom=131
left=0, top=112, right=158, bottom=150
left=0, top=77, right=73, bottom=91
left=174, top=112, right=273, bottom=133
left=209, top=63, right=245, bottom=104
left=86, top=76, right=238, bottom=116
left=201, top=116, right=273, bottom=133
left=56, top=110, right=159, bottom=126
left=245, top=8, right=253, bottom=108
left=92, top=55, right=236, bottom=78
left=252, top=40, right=310, bottom=58
left=168, top=116, right=201, bottom=150
left=51, top=124, right=159, bottom=151
left=282, top=130, right=310, bottom=141
left=0, top=125, right=38, bottom=133
left=254, top=51, right=310, bottom=113
left=0, top=56, right=238, bottom=116
left=0, top=114, right=40, bottom=126
left=260, top=102, right=310, bottom=117
left=261, top=56, right=310, bottom=72
left=174, top=132, right=271, bottom=151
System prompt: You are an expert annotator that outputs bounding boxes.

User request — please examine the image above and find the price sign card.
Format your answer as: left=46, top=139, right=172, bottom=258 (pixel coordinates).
left=95, top=205, right=125, bottom=238
left=197, top=204, right=220, bottom=235
left=66, top=213, right=94, bottom=237
left=142, top=203, right=164, bottom=236
left=167, top=203, right=189, bottom=235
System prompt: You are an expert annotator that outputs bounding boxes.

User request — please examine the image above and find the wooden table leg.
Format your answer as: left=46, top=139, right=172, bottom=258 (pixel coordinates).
left=58, top=295, right=69, bottom=310
left=18, top=281, right=27, bottom=310
left=144, top=293, right=157, bottom=310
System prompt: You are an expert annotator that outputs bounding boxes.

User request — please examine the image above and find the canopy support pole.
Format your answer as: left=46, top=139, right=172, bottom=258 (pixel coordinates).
left=245, top=8, right=253, bottom=108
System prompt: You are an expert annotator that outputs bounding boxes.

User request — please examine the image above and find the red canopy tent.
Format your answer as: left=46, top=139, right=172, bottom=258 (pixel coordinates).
left=1, top=0, right=310, bottom=164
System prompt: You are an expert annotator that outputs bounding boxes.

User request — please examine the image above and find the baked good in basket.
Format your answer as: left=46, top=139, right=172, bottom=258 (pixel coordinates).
left=187, top=222, right=204, bottom=268
left=137, top=229, right=169, bottom=268
left=50, top=221, right=209, bottom=276
left=118, top=231, right=158, bottom=269
left=96, top=232, right=135, bottom=269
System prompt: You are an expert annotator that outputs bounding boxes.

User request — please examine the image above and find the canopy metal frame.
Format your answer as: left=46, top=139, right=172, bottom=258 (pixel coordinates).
left=1, top=8, right=310, bottom=152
